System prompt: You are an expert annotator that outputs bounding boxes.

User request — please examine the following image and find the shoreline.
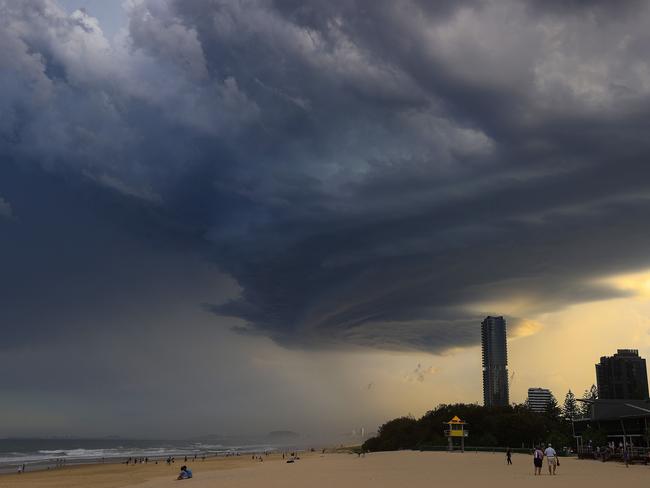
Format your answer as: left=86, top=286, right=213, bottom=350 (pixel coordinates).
left=0, top=448, right=309, bottom=476
left=0, top=452, right=222, bottom=475
left=2, top=451, right=293, bottom=487
left=0, top=439, right=318, bottom=475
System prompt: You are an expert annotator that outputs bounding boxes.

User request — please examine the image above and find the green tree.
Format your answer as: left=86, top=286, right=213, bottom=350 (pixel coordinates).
left=579, top=385, right=598, bottom=417
left=362, top=416, right=419, bottom=451
left=582, top=426, right=607, bottom=447
left=544, top=394, right=561, bottom=420
left=546, top=430, right=572, bottom=450
left=562, top=390, right=578, bottom=420
left=362, top=402, right=573, bottom=452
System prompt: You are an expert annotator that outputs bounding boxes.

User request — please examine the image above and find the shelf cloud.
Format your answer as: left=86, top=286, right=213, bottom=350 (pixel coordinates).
left=3, top=0, right=650, bottom=358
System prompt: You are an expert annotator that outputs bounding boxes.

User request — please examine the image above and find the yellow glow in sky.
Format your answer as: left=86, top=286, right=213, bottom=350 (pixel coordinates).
left=356, top=269, right=650, bottom=428
left=600, top=269, right=650, bottom=299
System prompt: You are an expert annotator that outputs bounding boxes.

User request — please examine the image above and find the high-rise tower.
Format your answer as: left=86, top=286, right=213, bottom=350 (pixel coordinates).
left=596, top=349, right=649, bottom=400
left=482, top=316, right=509, bottom=407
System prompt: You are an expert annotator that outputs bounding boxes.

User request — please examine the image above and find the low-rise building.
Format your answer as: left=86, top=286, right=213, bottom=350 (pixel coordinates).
left=572, top=398, right=650, bottom=450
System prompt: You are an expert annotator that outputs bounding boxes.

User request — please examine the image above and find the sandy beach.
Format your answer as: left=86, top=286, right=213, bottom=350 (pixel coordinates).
left=2, top=450, right=649, bottom=488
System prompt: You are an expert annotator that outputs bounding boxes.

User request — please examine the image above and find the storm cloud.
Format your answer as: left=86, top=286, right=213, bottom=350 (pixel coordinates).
left=3, top=0, right=650, bottom=358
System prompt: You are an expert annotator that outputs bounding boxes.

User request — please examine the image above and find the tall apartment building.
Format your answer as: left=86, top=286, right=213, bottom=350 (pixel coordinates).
left=527, top=387, right=552, bottom=413
left=596, top=349, right=649, bottom=400
left=481, top=316, right=509, bottom=407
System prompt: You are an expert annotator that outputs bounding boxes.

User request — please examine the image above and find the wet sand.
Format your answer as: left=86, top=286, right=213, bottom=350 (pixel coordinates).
left=0, top=454, right=265, bottom=488
left=3, top=450, right=649, bottom=488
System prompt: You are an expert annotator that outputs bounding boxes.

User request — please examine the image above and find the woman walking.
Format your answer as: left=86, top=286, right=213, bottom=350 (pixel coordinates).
left=533, top=446, right=544, bottom=475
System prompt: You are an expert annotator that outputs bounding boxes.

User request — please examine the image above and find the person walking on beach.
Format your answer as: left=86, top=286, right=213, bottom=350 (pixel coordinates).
left=544, top=444, right=557, bottom=475
left=533, top=446, right=543, bottom=475
left=506, top=448, right=512, bottom=465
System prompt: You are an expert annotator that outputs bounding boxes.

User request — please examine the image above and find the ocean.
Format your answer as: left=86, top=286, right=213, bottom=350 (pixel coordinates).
left=0, top=437, right=284, bottom=473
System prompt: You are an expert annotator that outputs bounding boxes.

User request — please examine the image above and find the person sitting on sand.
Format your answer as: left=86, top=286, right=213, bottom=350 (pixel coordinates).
left=177, top=465, right=193, bottom=480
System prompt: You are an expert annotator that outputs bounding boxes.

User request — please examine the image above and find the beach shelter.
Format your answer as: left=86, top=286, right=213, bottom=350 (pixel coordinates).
left=444, top=416, right=469, bottom=452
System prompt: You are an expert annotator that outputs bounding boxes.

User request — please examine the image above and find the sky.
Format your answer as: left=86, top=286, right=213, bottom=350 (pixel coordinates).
left=2, top=0, right=650, bottom=440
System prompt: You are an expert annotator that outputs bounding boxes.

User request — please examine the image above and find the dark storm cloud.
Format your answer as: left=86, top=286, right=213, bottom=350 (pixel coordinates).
left=3, top=0, right=650, bottom=354
left=0, top=195, right=12, bottom=218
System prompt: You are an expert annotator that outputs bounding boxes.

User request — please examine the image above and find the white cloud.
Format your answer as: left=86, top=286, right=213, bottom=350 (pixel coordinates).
left=0, top=0, right=259, bottom=201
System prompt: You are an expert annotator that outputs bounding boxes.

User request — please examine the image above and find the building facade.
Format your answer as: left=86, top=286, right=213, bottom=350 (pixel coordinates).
left=573, top=399, right=650, bottom=451
left=527, top=387, right=552, bottom=413
left=481, top=316, right=509, bottom=407
left=596, top=349, right=649, bottom=400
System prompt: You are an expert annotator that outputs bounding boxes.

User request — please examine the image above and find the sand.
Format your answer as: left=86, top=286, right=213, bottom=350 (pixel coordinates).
left=3, top=451, right=649, bottom=488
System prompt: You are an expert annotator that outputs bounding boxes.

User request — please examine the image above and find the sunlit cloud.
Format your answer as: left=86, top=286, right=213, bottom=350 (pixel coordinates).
left=599, top=269, right=650, bottom=300
left=510, top=318, right=543, bottom=340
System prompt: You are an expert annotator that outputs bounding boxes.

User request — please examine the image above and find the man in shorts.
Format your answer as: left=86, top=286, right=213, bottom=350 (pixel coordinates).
left=544, top=444, right=557, bottom=475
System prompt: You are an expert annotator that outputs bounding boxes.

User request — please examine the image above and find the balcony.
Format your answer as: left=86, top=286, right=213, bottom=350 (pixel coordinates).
left=444, top=430, right=469, bottom=437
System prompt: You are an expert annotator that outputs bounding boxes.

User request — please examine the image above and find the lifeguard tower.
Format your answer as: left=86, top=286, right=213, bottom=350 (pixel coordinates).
left=443, top=416, right=469, bottom=452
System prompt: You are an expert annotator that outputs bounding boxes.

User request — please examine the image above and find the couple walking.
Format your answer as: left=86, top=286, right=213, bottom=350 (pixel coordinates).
left=533, top=444, right=558, bottom=475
